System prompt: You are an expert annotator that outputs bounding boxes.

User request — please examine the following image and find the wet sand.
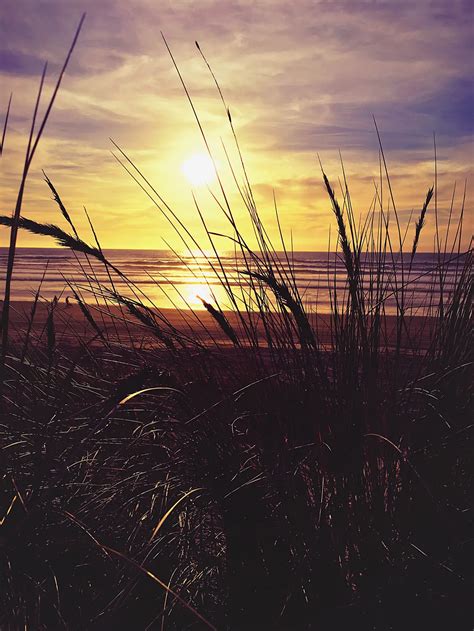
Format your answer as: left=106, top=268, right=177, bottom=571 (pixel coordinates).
left=4, top=300, right=437, bottom=352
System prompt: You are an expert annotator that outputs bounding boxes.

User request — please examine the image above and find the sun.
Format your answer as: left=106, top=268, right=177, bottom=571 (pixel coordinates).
left=181, top=153, right=217, bottom=187
left=184, top=283, right=214, bottom=307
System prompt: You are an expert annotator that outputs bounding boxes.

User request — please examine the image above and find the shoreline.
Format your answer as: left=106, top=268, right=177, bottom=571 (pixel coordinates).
left=3, top=299, right=438, bottom=351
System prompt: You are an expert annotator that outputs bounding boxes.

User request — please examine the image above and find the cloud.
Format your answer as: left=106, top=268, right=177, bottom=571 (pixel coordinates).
left=0, top=49, right=45, bottom=76
left=0, top=0, right=472, bottom=251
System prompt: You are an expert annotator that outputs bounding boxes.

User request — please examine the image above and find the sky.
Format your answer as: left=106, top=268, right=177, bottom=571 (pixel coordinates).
left=0, top=0, right=472, bottom=251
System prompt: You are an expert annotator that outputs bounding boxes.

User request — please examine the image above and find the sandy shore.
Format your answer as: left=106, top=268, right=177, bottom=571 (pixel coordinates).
left=3, top=299, right=437, bottom=352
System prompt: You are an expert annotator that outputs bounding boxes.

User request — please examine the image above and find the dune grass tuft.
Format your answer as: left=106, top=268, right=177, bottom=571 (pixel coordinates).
left=0, top=28, right=472, bottom=631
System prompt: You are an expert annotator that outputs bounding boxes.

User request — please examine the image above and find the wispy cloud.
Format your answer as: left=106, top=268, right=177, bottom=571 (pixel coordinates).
left=1, top=0, right=472, bottom=250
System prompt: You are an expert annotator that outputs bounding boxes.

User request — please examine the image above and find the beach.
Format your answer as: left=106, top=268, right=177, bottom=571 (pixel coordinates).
left=5, top=299, right=438, bottom=352
left=1, top=2, right=471, bottom=626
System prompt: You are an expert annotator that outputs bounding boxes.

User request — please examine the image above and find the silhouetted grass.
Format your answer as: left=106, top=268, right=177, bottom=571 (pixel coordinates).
left=0, top=29, right=472, bottom=631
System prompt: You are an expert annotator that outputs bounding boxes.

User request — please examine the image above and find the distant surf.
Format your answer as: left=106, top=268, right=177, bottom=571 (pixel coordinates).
left=0, top=247, right=462, bottom=314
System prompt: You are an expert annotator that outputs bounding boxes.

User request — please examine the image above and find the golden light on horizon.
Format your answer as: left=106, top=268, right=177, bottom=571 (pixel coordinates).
left=181, top=153, right=217, bottom=187
left=184, top=283, right=215, bottom=307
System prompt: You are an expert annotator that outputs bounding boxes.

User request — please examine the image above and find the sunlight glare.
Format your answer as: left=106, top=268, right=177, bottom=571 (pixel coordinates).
left=185, top=283, right=214, bottom=307
left=181, top=153, right=217, bottom=187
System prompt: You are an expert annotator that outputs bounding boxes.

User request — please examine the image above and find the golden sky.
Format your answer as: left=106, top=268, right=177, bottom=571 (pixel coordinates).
left=1, top=0, right=472, bottom=252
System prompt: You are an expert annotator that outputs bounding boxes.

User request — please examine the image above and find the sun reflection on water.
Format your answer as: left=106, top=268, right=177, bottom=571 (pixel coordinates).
left=184, top=283, right=215, bottom=307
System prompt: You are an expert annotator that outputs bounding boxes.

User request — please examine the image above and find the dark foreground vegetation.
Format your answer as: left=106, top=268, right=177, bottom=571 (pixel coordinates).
left=1, top=18, right=472, bottom=630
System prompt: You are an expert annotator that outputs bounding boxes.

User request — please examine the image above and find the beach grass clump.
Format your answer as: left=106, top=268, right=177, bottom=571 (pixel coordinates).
left=0, top=27, right=472, bottom=631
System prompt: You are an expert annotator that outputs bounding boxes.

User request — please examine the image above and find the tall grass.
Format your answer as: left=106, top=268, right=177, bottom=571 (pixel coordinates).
left=0, top=30, right=472, bottom=631
left=0, top=16, right=85, bottom=370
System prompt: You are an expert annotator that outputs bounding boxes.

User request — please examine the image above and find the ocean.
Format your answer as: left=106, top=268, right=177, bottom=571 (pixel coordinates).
left=0, top=247, right=462, bottom=315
